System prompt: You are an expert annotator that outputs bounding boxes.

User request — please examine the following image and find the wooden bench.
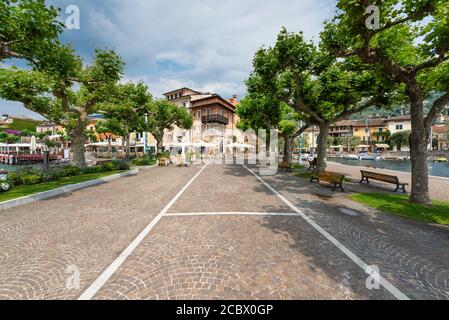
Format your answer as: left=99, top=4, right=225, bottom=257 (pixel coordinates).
left=360, top=170, right=408, bottom=193
left=278, top=161, right=292, bottom=172
left=311, top=170, right=346, bottom=192
left=308, top=158, right=317, bottom=171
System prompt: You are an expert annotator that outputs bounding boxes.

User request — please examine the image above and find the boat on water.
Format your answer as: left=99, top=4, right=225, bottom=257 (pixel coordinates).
left=342, top=152, right=381, bottom=161
left=344, top=154, right=360, bottom=160
left=435, top=157, right=448, bottom=163
left=358, top=152, right=377, bottom=160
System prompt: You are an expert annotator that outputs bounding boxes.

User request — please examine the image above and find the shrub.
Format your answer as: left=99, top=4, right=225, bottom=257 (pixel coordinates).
left=21, top=174, right=43, bottom=185
left=42, top=169, right=63, bottom=182
left=157, top=152, right=170, bottom=159
left=62, top=165, right=81, bottom=177
left=112, top=160, right=130, bottom=171
left=132, top=156, right=156, bottom=166
left=100, top=162, right=116, bottom=171
left=81, top=166, right=104, bottom=174
left=6, top=172, right=22, bottom=187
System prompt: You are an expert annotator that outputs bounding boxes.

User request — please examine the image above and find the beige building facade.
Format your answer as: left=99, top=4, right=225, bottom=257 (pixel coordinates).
left=163, top=88, right=241, bottom=153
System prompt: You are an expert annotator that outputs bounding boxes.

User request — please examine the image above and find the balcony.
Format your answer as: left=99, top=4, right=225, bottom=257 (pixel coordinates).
left=202, top=114, right=229, bottom=125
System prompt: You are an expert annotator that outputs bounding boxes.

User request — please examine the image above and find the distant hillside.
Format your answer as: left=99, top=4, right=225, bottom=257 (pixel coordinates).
left=2, top=118, right=42, bottom=132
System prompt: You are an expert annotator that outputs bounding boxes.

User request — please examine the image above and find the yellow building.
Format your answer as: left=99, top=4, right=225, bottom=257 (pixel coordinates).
left=352, top=119, right=389, bottom=145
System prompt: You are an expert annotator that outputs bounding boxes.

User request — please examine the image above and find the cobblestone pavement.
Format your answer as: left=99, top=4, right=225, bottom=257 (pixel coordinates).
left=259, top=166, right=449, bottom=300
left=0, top=166, right=202, bottom=299
left=93, top=215, right=391, bottom=300
left=93, top=164, right=392, bottom=300
left=0, top=163, right=447, bottom=300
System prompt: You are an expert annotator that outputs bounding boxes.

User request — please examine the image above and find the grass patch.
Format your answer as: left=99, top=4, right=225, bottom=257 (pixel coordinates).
left=350, top=192, right=449, bottom=226
left=294, top=171, right=313, bottom=179
left=292, top=164, right=305, bottom=169
left=0, top=170, right=125, bottom=203
left=5, top=118, right=41, bottom=132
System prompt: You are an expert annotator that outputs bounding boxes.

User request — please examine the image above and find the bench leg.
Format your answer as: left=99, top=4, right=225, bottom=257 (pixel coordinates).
left=332, top=182, right=344, bottom=192
left=394, top=185, right=407, bottom=193
left=360, top=177, right=369, bottom=184
left=401, top=185, right=407, bottom=193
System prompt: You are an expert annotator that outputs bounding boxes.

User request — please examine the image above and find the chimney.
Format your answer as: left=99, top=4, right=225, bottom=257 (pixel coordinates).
left=229, top=95, right=238, bottom=106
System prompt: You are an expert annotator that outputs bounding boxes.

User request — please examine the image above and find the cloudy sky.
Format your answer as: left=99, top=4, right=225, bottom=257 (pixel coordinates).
left=1, top=0, right=337, bottom=119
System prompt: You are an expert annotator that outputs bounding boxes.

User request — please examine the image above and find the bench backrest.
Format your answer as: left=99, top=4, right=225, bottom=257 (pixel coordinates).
left=316, top=171, right=344, bottom=183
left=361, top=170, right=398, bottom=184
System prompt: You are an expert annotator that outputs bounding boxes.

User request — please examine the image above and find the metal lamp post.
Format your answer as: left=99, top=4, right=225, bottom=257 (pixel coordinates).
left=144, top=114, right=149, bottom=156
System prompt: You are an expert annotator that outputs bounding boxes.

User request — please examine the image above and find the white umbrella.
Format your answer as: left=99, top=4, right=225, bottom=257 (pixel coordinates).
left=48, top=134, right=62, bottom=140
left=30, top=136, right=37, bottom=154
left=193, top=140, right=217, bottom=148
left=225, top=143, right=256, bottom=149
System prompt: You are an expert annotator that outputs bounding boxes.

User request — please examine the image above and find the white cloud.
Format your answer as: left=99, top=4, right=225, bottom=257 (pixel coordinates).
left=81, top=0, right=337, bottom=97
left=1, top=0, right=338, bottom=116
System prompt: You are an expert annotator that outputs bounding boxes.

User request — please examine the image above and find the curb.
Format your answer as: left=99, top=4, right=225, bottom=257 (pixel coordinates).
left=0, top=169, right=139, bottom=212
left=132, top=164, right=158, bottom=171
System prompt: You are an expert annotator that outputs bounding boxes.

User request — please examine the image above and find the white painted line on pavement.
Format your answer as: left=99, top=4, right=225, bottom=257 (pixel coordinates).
left=243, top=164, right=410, bottom=301
left=78, top=164, right=209, bottom=300
left=166, top=212, right=299, bottom=217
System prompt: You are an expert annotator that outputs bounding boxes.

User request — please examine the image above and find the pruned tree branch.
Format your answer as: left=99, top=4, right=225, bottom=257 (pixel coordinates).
left=425, top=92, right=449, bottom=129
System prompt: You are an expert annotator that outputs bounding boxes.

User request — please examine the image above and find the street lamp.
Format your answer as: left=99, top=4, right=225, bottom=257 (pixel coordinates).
left=144, top=114, right=149, bottom=155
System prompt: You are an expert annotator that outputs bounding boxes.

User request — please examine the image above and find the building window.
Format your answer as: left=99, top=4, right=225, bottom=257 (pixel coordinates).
left=396, top=124, right=403, bottom=130
left=355, top=128, right=358, bottom=132
left=379, top=128, right=383, bottom=132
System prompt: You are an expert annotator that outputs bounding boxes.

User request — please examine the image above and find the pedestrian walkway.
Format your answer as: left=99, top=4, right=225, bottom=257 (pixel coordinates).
left=0, top=164, right=448, bottom=300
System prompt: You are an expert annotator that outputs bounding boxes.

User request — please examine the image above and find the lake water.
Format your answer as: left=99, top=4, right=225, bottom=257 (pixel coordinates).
left=329, top=158, right=449, bottom=178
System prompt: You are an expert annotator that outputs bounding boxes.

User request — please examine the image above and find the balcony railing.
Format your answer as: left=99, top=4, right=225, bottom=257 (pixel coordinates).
left=202, top=114, right=229, bottom=125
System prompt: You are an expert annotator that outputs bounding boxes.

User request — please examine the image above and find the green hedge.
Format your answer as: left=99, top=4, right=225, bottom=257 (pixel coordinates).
left=132, top=156, right=156, bottom=166
left=7, top=160, right=130, bottom=187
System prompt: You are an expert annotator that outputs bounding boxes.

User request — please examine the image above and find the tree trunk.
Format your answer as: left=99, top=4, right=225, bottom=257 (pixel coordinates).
left=107, top=135, right=112, bottom=155
left=157, top=139, right=163, bottom=154
left=156, top=132, right=164, bottom=154
left=316, top=122, right=329, bottom=171
left=126, top=135, right=131, bottom=159
left=282, top=134, right=293, bottom=164
left=70, top=127, right=87, bottom=168
left=408, top=86, right=431, bottom=205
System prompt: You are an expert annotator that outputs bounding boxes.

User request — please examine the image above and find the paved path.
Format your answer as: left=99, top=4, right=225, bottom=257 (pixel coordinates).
left=327, top=162, right=449, bottom=201
left=0, top=163, right=448, bottom=300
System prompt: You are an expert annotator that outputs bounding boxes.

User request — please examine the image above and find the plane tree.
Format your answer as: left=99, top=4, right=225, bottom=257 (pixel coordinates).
left=0, top=47, right=124, bottom=168
left=252, top=28, right=395, bottom=170
left=0, top=0, right=63, bottom=61
left=98, top=82, right=152, bottom=159
left=145, top=99, right=193, bottom=154
left=237, top=50, right=316, bottom=165
left=322, top=0, right=449, bottom=205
